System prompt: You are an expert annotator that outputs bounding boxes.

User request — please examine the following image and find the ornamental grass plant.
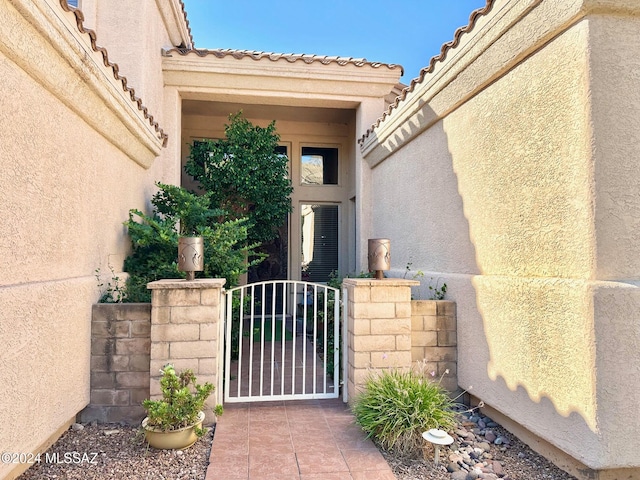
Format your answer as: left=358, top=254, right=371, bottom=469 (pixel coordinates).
left=352, top=362, right=457, bottom=457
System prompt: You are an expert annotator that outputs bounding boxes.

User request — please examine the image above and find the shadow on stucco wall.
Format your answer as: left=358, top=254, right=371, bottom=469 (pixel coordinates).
left=363, top=101, right=601, bottom=467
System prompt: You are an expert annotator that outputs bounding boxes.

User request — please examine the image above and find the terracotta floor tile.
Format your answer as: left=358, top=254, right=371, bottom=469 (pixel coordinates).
left=341, top=449, right=392, bottom=472
left=250, top=422, right=291, bottom=436
left=212, top=436, right=249, bottom=455
left=350, top=471, right=397, bottom=480
left=216, top=421, right=249, bottom=432
left=205, top=474, right=249, bottom=480
left=248, top=475, right=300, bottom=480
left=248, top=452, right=300, bottom=478
left=206, top=452, right=249, bottom=479
left=249, top=429, right=292, bottom=443
left=250, top=410, right=288, bottom=421
left=335, top=438, right=379, bottom=451
left=204, top=399, right=389, bottom=480
left=250, top=438, right=294, bottom=455
left=288, top=423, right=332, bottom=437
left=291, top=434, right=336, bottom=451
left=295, top=448, right=349, bottom=475
left=300, top=473, right=354, bottom=480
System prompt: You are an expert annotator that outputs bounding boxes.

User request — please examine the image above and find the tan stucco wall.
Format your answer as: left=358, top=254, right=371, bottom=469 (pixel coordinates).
left=0, top=1, right=182, bottom=477
left=362, top=0, right=640, bottom=473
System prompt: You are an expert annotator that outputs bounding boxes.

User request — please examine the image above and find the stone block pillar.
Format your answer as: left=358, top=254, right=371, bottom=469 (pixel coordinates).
left=343, top=278, right=419, bottom=402
left=147, top=279, right=225, bottom=422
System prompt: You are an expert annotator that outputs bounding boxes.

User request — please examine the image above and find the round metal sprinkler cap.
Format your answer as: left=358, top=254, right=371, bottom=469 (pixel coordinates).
left=422, top=429, right=454, bottom=445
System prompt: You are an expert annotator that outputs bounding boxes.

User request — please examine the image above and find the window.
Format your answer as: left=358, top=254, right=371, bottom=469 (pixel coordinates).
left=67, top=0, right=79, bottom=7
left=301, top=204, right=339, bottom=283
left=301, top=147, right=338, bottom=185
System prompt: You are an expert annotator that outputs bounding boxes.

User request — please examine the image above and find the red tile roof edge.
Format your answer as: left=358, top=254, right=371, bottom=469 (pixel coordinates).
left=59, top=0, right=168, bottom=147
left=177, top=0, right=194, bottom=48
left=358, top=0, right=495, bottom=146
left=163, top=47, right=403, bottom=73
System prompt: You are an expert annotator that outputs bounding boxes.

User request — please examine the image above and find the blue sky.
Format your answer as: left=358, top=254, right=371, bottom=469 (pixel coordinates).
left=181, top=1, right=488, bottom=83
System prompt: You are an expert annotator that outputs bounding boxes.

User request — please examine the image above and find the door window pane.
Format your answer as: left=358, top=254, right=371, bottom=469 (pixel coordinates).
left=301, top=147, right=338, bottom=185
left=301, top=204, right=338, bottom=283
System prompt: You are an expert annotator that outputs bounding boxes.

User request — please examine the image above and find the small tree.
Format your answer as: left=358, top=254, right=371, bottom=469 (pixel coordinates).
left=185, top=112, right=293, bottom=246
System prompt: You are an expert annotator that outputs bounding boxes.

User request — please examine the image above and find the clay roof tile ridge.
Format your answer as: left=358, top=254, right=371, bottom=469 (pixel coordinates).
left=162, top=47, right=401, bottom=72
left=358, top=0, right=495, bottom=146
left=59, top=0, right=168, bottom=146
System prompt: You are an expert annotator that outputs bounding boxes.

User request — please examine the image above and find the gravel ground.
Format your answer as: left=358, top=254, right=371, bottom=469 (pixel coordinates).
left=380, top=422, right=578, bottom=480
left=18, top=416, right=576, bottom=480
left=17, top=424, right=213, bottom=480
left=379, top=406, right=577, bottom=480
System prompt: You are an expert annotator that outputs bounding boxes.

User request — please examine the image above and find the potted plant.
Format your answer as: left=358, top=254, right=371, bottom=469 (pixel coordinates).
left=141, top=364, right=220, bottom=449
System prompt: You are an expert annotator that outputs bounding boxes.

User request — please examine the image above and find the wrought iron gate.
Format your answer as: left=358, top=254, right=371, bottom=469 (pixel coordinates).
left=222, top=281, right=341, bottom=403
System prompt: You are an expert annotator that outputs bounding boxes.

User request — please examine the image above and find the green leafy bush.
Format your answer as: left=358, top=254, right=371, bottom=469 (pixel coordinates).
left=142, top=365, right=216, bottom=436
left=351, top=366, right=457, bottom=456
left=185, top=112, right=293, bottom=245
left=123, top=182, right=262, bottom=302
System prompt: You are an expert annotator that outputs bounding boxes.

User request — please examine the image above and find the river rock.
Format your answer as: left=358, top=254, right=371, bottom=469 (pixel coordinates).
left=477, top=442, right=491, bottom=452
left=451, top=471, right=468, bottom=480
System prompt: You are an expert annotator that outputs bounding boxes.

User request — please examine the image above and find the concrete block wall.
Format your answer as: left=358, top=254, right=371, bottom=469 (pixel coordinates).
left=148, top=279, right=225, bottom=423
left=79, top=303, right=151, bottom=424
left=411, top=300, right=458, bottom=393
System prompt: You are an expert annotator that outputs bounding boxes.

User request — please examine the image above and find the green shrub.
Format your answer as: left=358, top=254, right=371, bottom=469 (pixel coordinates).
left=351, top=366, right=457, bottom=456
left=122, top=183, right=262, bottom=302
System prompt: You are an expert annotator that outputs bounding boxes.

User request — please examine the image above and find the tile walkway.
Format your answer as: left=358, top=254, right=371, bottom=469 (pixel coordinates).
left=204, top=398, right=396, bottom=480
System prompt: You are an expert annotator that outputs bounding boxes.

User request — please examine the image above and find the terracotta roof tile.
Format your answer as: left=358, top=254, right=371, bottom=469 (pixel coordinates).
left=359, top=0, right=495, bottom=145
left=163, top=47, right=403, bottom=72
left=59, top=0, right=168, bottom=147
left=177, top=0, right=194, bottom=47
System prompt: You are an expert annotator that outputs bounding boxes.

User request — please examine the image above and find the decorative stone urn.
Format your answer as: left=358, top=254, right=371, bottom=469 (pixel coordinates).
left=178, top=236, right=204, bottom=281
left=368, top=238, right=391, bottom=279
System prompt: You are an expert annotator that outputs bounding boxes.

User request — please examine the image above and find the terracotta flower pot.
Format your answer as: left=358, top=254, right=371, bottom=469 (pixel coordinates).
left=142, top=411, right=205, bottom=450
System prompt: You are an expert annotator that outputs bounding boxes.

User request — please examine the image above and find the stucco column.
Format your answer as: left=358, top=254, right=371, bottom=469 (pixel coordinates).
left=148, top=279, right=225, bottom=421
left=354, top=98, right=387, bottom=271
left=343, top=278, right=419, bottom=402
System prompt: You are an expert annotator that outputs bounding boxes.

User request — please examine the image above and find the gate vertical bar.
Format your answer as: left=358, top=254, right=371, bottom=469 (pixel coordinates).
left=342, top=285, right=348, bottom=403
left=292, top=283, right=298, bottom=394
left=302, top=283, right=308, bottom=394
left=236, top=288, right=245, bottom=398
left=270, top=281, right=276, bottom=395
left=248, top=284, right=256, bottom=397
left=218, top=286, right=226, bottom=405
left=259, top=283, right=266, bottom=397
left=224, top=287, right=233, bottom=402
left=312, top=284, right=318, bottom=394
left=280, top=282, right=286, bottom=395
left=323, top=285, right=328, bottom=394
left=334, top=287, right=340, bottom=398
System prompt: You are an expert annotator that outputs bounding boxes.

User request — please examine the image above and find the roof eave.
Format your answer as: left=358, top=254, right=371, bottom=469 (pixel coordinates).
left=155, top=0, right=193, bottom=48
